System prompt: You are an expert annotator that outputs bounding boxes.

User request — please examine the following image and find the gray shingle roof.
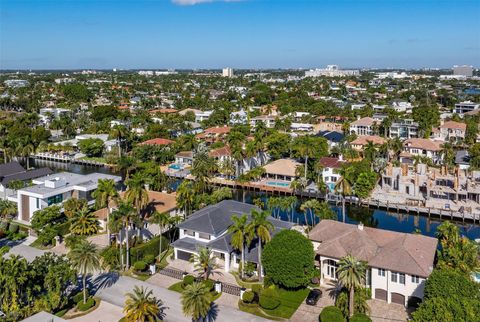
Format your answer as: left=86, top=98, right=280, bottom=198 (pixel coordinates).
left=0, top=167, right=53, bottom=186
left=179, top=200, right=259, bottom=236
left=0, top=161, right=25, bottom=177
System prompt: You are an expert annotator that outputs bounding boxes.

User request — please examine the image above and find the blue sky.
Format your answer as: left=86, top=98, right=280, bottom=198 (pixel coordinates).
left=1, top=0, right=479, bottom=69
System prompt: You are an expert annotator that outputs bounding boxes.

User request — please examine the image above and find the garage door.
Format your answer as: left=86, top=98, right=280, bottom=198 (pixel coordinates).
left=374, top=289, right=387, bottom=301
left=391, top=293, right=405, bottom=305
left=177, top=250, right=193, bottom=261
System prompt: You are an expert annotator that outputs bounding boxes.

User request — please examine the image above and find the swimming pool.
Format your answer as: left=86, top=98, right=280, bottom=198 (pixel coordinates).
left=473, top=272, right=480, bottom=283
left=266, top=181, right=290, bottom=187
left=169, top=163, right=183, bottom=170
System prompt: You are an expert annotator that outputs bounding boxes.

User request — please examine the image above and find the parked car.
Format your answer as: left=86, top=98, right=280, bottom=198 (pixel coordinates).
left=306, top=288, right=322, bottom=305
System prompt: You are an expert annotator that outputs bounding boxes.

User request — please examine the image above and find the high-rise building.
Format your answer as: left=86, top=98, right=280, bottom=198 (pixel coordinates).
left=222, top=67, right=234, bottom=77
left=453, top=65, right=473, bottom=77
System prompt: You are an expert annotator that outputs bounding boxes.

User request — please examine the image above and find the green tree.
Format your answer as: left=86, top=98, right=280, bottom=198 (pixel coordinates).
left=69, top=207, right=100, bottom=236
left=123, top=285, right=166, bottom=321
left=247, top=209, right=274, bottom=281
left=181, top=282, right=213, bottom=322
left=92, top=178, right=119, bottom=239
left=227, top=214, right=250, bottom=279
left=151, top=211, right=170, bottom=262
left=337, top=255, right=367, bottom=317
left=262, top=230, right=315, bottom=288
left=176, top=181, right=195, bottom=218
left=68, top=240, right=101, bottom=304
left=191, top=247, right=220, bottom=281
left=78, top=138, right=105, bottom=157
left=354, top=172, right=377, bottom=199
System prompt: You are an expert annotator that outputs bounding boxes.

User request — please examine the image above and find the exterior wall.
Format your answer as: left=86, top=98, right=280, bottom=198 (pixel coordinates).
left=350, top=125, right=373, bottom=136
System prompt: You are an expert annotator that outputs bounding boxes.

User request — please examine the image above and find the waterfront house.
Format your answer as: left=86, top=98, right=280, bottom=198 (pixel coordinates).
left=402, top=138, right=442, bottom=164
left=309, top=220, right=438, bottom=306
left=263, top=158, right=302, bottom=182
left=14, top=172, right=121, bottom=224
left=0, top=162, right=53, bottom=201
left=175, top=151, right=194, bottom=166
left=196, top=126, right=231, bottom=145
left=250, top=115, right=276, bottom=129
left=433, top=121, right=467, bottom=144
left=389, top=119, right=419, bottom=140
left=350, top=135, right=386, bottom=152
left=319, top=156, right=346, bottom=192
left=350, top=117, right=378, bottom=136
left=172, top=200, right=293, bottom=273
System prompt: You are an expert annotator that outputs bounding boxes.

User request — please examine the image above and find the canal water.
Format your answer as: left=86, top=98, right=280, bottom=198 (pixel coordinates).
left=29, top=158, right=480, bottom=240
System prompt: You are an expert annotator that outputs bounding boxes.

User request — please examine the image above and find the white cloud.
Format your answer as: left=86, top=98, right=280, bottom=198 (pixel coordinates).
left=172, top=0, right=240, bottom=5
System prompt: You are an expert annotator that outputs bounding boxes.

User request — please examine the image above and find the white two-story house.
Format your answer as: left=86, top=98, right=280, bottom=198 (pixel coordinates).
left=172, top=200, right=293, bottom=274
left=15, top=172, right=121, bottom=223
left=319, top=157, right=346, bottom=192
left=309, top=220, right=437, bottom=307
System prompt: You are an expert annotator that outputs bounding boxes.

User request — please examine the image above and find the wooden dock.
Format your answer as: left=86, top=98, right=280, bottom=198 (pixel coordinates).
left=33, top=153, right=104, bottom=167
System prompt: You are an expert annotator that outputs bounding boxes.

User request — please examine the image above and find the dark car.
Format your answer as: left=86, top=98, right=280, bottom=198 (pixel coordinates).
left=306, top=288, right=322, bottom=305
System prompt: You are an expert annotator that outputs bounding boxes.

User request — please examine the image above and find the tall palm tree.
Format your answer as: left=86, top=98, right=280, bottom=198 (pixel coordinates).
left=22, top=144, right=34, bottom=169
left=337, top=255, right=367, bottom=318
left=69, top=207, right=100, bottom=236
left=334, top=167, right=353, bottom=223
left=227, top=130, right=246, bottom=177
left=92, top=178, right=119, bottom=240
left=113, top=201, right=138, bottom=270
left=68, top=240, right=101, bottom=304
left=151, top=211, right=170, bottom=262
left=247, top=209, right=274, bottom=281
left=176, top=181, right=195, bottom=218
left=363, top=141, right=378, bottom=163
left=124, top=285, right=166, bottom=321
left=110, top=124, right=128, bottom=159
left=191, top=247, right=220, bottom=281
left=181, top=282, right=213, bottom=322
left=191, top=149, right=215, bottom=193
left=227, top=214, right=250, bottom=279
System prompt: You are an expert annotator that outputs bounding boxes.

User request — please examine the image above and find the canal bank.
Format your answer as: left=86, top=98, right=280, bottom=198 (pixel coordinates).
left=27, top=158, right=480, bottom=240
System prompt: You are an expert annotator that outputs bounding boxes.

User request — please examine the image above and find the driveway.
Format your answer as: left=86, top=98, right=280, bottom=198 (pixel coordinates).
left=92, top=273, right=268, bottom=322
left=69, top=301, right=123, bottom=322
left=0, top=238, right=46, bottom=262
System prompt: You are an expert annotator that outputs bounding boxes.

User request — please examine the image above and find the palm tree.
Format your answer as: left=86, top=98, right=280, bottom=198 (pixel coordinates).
left=247, top=209, right=274, bottom=281
left=92, top=178, right=119, bottom=240
left=68, top=240, right=101, bottom=304
left=113, top=201, right=138, bottom=270
left=191, top=247, right=220, bottom=281
left=0, top=200, right=17, bottom=220
left=363, top=141, right=378, bottom=163
left=151, top=211, right=170, bottom=262
left=110, top=124, right=128, bottom=159
left=227, top=130, right=246, bottom=177
left=300, top=199, right=321, bottom=227
left=337, top=255, right=367, bottom=318
left=181, top=282, right=213, bottom=322
left=191, top=149, right=215, bottom=193
left=22, top=144, right=34, bottom=169
left=334, top=167, right=353, bottom=223
left=124, top=285, right=166, bottom=321
left=176, top=181, right=195, bottom=218
left=69, top=207, right=100, bottom=236
left=227, top=214, right=250, bottom=279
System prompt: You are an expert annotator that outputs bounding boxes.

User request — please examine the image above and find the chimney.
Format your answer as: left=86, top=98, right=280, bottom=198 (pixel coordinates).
left=358, top=222, right=364, bottom=231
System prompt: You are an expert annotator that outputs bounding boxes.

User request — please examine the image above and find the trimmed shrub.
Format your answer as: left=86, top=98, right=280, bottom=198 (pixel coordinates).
left=242, top=291, right=255, bottom=303
left=129, top=235, right=169, bottom=264
left=76, top=297, right=95, bottom=311
left=0, top=221, right=9, bottom=230
left=143, top=254, right=155, bottom=264
left=319, top=306, right=344, bottom=322
left=8, top=223, right=19, bottom=233
left=251, top=284, right=263, bottom=295
left=182, top=275, right=195, bottom=287
left=73, top=291, right=89, bottom=304
left=350, top=313, right=372, bottom=322
left=203, top=279, right=214, bottom=291
left=133, top=261, right=147, bottom=271
left=259, top=295, right=280, bottom=310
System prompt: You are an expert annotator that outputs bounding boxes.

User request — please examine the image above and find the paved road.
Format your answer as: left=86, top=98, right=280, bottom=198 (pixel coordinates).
left=92, top=274, right=269, bottom=322
left=0, top=238, right=46, bottom=262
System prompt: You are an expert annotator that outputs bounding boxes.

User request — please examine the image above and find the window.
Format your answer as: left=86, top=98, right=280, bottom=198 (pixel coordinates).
left=378, top=268, right=386, bottom=277
left=391, top=272, right=398, bottom=283
left=391, top=272, right=405, bottom=284
left=184, top=229, right=195, bottom=237
left=198, top=232, right=210, bottom=240
left=36, top=198, right=40, bottom=209
left=326, top=259, right=338, bottom=279
left=47, top=194, right=63, bottom=206
left=411, top=275, right=420, bottom=284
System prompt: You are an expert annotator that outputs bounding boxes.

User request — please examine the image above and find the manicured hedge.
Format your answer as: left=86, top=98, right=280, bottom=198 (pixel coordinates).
left=143, top=254, right=155, bottom=264
left=350, top=313, right=372, bottom=322
left=242, top=291, right=255, bottom=303
left=203, top=279, right=214, bottom=291
left=133, top=260, right=147, bottom=271
left=129, top=235, right=169, bottom=263
left=182, top=275, right=195, bottom=288
left=259, top=294, right=281, bottom=310
left=8, top=223, right=19, bottom=233
left=73, top=291, right=89, bottom=304
left=319, top=306, right=344, bottom=322
left=77, top=297, right=95, bottom=311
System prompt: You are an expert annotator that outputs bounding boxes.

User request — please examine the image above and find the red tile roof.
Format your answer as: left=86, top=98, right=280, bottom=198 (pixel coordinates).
left=351, top=135, right=386, bottom=146
left=140, top=138, right=174, bottom=146
left=404, top=138, right=442, bottom=151
left=209, top=146, right=232, bottom=157
left=319, top=157, right=345, bottom=169
left=150, top=108, right=178, bottom=114
left=440, top=121, right=466, bottom=131
left=203, top=126, right=231, bottom=135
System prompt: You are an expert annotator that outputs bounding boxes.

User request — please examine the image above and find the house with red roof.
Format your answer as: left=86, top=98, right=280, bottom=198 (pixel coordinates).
left=319, top=156, right=347, bottom=192
left=140, top=138, right=175, bottom=146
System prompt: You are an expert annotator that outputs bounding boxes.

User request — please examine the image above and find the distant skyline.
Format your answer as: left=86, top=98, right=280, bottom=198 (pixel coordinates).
left=1, top=0, right=479, bottom=70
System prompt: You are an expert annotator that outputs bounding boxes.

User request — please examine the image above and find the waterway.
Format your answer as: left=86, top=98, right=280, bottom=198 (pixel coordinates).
left=28, top=158, right=480, bottom=240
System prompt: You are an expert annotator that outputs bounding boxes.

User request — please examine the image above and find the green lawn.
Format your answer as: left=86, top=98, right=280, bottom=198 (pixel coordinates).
left=238, top=286, right=309, bottom=320
left=263, top=287, right=310, bottom=318
left=80, top=156, right=107, bottom=163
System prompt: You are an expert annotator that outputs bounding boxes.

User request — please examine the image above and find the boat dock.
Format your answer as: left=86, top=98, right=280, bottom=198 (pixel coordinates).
left=33, top=153, right=104, bottom=167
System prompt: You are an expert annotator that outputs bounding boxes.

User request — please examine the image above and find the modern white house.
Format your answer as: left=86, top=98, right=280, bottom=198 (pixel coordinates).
left=454, top=101, right=480, bottom=116
left=172, top=200, right=293, bottom=273
left=389, top=119, right=419, bottom=140
left=309, top=220, right=438, bottom=307
left=250, top=115, right=276, bottom=129
left=14, top=172, right=121, bottom=224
